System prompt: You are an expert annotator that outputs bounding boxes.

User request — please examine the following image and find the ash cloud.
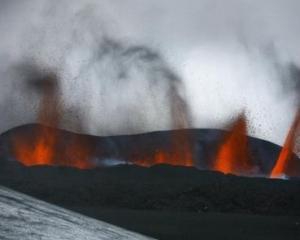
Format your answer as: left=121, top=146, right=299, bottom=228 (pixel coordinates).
left=0, top=13, right=192, bottom=136
left=0, top=0, right=299, bottom=146
left=60, top=37, right=192, bottom=135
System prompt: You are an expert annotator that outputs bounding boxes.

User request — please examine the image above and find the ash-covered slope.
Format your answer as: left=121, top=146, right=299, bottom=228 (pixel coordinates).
left=0, top=186, right=154, bottom=240
left=0, top=162, right=299, bottom=216
left=0, top=123, right=293, bottom=175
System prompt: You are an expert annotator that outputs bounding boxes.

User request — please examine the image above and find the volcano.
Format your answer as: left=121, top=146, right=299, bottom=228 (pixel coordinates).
left=0, top=124, right=300, bottom=239
left=1, top=123, right=299, bottom=177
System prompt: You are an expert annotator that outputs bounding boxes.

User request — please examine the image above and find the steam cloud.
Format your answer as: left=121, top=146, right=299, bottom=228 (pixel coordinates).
left=0, top=0, right=299, bottom=147
left=0, top=0, right=192, bottom=136
left=10, top=42, right=192, bottom=135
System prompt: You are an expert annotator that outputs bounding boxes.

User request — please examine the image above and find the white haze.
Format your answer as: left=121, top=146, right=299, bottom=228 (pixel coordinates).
left=0, top=0, right=299, bottom=146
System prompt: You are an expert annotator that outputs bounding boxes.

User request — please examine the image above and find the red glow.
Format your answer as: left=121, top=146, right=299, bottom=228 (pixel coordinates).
left=12, top=75, right=94, bottom=169
left=213, top=114, right=252, bottom=175
left=135, top=131, right=194, bottom=167
left=270, top=110, right=300, bottom=178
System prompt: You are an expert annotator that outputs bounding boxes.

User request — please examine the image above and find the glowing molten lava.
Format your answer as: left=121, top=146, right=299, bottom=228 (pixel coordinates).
left=14, top=126, right=58, bottom=166
left=270, top=110, right=300, bottom=178
left=213, top=114, right=252, bottom=175
left=12, top=73, right=94, bottom=169
left=136, top=131, right=194, bottom=167
left=63, top=135, right=94, bottom=169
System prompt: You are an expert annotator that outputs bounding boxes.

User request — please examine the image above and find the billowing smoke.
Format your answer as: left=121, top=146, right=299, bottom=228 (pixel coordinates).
left=64, top=39, right=192, bottom=134
left=16, top=54, right=188, bottom=135
left=284, top=63, right=300, bottom=105
left=0, top=0, right=300, bottom=147
left=0, top=16, right=192, bottom=136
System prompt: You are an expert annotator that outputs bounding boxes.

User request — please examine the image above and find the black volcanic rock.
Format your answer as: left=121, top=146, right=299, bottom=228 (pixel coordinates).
left=0, top=162, right=299, bottom=216
left=0, top=124, right=300, bottom=218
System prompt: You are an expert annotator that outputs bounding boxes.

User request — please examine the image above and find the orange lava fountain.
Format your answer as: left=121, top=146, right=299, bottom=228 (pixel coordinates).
left=213, top=114, right=252, bottom=175
left=12, top=73, right=94, bottom=169
left=270, top=110, right=300, bottom=178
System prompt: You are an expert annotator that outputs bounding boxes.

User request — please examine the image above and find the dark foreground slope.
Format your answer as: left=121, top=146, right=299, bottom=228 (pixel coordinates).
left=0, top=163, right=300, bottom=240
left=0, top=124, right=300, bottom=239
left=0, top=163, right=299, bottom=216
left=89, top=208, right=300, bottom=240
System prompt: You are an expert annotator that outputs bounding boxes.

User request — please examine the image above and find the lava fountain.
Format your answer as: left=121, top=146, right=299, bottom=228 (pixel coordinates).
left=12, top=72, right=94, bottom=169
left=213, top=114, right=253, bottom=175
left=270, top=109, right=300, bottom=178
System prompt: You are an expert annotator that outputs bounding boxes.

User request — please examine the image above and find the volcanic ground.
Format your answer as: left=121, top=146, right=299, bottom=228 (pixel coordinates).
left=1, top=123, right=296, bottom=174
left=0, top=124, right=300, bottom=239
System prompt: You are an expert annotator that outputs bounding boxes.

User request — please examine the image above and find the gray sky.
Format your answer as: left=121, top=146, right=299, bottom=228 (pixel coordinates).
left=0, top=0, right=299, bottom=146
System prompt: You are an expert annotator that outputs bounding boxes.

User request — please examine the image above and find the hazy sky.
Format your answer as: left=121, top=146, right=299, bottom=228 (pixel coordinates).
left=0, top=0, right=299, bottom=146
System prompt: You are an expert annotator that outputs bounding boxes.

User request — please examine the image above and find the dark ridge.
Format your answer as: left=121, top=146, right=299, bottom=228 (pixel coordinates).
left=0, top=161, right=299, bottom=217
left=1, top=123, right=296, bottom=175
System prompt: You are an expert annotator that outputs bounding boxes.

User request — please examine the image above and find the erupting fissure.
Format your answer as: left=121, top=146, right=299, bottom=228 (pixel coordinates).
left=213, top=114, right=253, bottom=175
left=136, top=130, right=194, bottom=167
left=133, top=84, right=194, bottom=167
left=12, top=73, right=94, bottom=169
left=270, top=110, right=300, bottom=178
left=11, top=70, right=299, bottom=176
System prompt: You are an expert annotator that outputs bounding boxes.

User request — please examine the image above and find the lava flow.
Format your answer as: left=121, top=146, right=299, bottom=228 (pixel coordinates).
left=213, top=114, right=253, bottom=175
left=270, top=110, right=300, bottom=178
left=136, top=130, right=194, bottom=167
left=12, top=72, right=94, bottom=169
